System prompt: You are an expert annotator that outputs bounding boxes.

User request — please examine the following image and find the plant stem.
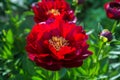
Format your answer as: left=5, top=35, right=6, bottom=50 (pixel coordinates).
left=97, top=42, right=104, bottom=61
left=47, top=70, right=51, bottom=80
left=53, top=71, right=59, bottom=80
left=111, top=21, right=118, bottom=33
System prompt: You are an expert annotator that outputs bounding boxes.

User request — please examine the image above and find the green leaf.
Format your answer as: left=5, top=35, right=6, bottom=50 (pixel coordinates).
left=23, top=11, right=34, bottom=16
left=110, top=63, right=120, bottom=69
left=110, top=73, right=120, bottom=80
left=32, top=76, right=42, bottom=80
left=6, top=29, right=14, bottom=44
left=3, top=45, right=12, bottom=59
left=59, top=68, right=67, bottom=78
left=89, top=63, right=100, bottom=76
left=110, top=51, right=120, bottom=55
left=77, top=67, right=87, bottom=75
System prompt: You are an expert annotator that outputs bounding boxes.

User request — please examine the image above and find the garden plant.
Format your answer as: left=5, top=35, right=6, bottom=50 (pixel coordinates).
left=0, top=0, right=120, bottom=80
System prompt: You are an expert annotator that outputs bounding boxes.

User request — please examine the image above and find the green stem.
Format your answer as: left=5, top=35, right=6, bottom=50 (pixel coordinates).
left=92, top=42, right=105, bottom=77
left=53, top=71, right=59, bottom=80
left=111, top=21, right=118, bottom=33
left=97, top=42, right=104, bottom=61
left=47, top=71, right=51, bottom=80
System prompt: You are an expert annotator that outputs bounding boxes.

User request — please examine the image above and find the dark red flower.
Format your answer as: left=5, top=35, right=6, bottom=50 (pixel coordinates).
left=32, top=0, right=76, bottom=23
left=104, top=1, right=120, bottom=19
left=25, top=20, right=92, bottom=71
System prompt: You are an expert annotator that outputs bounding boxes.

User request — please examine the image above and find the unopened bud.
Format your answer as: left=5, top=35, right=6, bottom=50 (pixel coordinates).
left=100, top=29, right=113, bottom=42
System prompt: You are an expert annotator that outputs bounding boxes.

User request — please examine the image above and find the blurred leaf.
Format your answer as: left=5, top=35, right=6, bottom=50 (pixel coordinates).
left=110, top=63, right=120, bottom=69
left=2, top=69, right=11, bottom=76
left=36, top=70, right=46, bottom=79
left=3, top=45, right=12, bottom=59
left=110, top=73, right=120, bottom=80
left=24, top=28, right=31, bottom=33
left=6, top=29, right=14, bottom=44
left=23, top=11, right=34, bottom=16
left=86, top=29, right=94, bottom=35
left=98, top=75, right=108, bottom=79
left=109, top=55, right=118, bottom=59
left=32, top=76, right=42, bottom=80
left=110, top=51, right=120, bottom=55
left=77, top=67, right=87, bottom=75
left=59, top=68, right=67, bottom=78
left=89, top=62, right=100, bottom=76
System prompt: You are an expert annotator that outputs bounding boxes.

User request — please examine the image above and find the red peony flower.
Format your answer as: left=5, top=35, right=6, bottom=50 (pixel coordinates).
left=25, top=20, right=92, bottom=71
left=104, top=1, right=120, bottom=20
left=32, top=0, right=76, bottom=23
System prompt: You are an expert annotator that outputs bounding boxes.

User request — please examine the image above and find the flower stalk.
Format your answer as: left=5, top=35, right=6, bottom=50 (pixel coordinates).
left=111, top=21, right=118, bottom=33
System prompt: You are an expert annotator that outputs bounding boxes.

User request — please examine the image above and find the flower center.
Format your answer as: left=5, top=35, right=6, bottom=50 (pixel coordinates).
left=49, top=36, right=68, bottom=51
left=47, top=9, right=60, bottom=16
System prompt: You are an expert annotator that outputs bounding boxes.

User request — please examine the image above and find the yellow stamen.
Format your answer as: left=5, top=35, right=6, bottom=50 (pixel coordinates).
left=47, top=9, right=60, bottom=16
left=49, top=36, right=68, bottom=51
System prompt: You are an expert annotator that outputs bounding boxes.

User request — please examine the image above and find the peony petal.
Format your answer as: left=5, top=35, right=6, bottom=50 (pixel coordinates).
left=63, top=60, right=83, bottom=68
left=34, top=56, right=62, bottom=71
left=61, top=23, right=75, bottom=38
left=48, top=43, right=76, bottom=60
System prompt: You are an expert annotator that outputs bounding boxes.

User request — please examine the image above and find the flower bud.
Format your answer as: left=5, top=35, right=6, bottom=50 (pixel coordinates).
left=100, top=29, right=113, bottom=42
left=74, top=0, right=84, bottom=4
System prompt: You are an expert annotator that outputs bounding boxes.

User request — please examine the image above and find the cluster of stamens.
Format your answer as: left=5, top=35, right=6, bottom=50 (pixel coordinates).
left=47, top=9, right=60, bottom=16
left=49, top=36, right=69, bottom=51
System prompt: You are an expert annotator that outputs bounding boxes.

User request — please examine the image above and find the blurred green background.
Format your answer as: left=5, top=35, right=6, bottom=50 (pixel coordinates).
left=0, top=0, right=120, bottom=80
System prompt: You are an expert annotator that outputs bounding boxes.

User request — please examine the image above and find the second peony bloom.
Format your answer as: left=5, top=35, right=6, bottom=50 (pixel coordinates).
left=25, top=20, right=92, bottom=71
left=32, top=0, right=76, bottom=24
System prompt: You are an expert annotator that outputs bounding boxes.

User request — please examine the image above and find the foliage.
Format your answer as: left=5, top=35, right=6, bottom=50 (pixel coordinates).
left=0, top=0, right=120, bottom=80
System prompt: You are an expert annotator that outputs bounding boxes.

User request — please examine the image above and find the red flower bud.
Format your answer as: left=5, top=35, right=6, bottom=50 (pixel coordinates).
left=100, top=29, right=113, bottom=42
